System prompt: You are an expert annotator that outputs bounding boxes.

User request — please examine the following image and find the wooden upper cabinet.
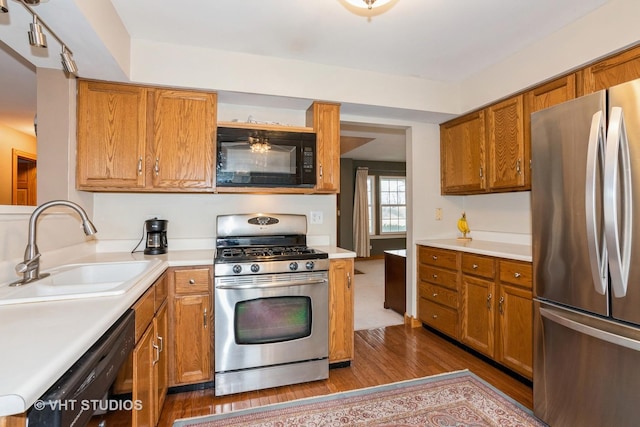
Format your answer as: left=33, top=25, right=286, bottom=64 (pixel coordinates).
left=440, top=110, right=486, bottom=194
left=306, top=101, right=341, bottom=193
left=77, top=80, right=147, bottom=189
left=76, top=80, right=217, bottom=192
left=583, top=45, right=640, bottom=94
left=523, top=73, right=577, bottom=187
left=487, top=95, right=525, bottom=191
left=149, top=89, right=217, bottom=190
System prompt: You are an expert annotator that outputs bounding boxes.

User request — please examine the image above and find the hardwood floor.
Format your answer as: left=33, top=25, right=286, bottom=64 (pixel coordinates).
left=158, top=324, right=532, bottom=425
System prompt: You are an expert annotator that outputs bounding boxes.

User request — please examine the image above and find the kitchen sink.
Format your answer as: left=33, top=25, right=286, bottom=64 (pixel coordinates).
left=0, top=260, right=162, bottom=305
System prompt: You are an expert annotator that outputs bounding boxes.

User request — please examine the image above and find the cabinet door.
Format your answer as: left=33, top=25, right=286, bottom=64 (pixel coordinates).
left=440, top=110, right=486, bottom=194
left=329, top=258, right=354, bottom=363
left=77, top=80, right=147, bottom=189
left=306, top=102, right=341, bottom=193
left=461, top=275, right=495, bottom=357
left=172, top=294, right=212, bottom=384
left=133, top=324, right=155, bottom=427
left=497, top=284, right=533, bottom=379
left=523, top=74, right=577, bottom=188
left=149, top=89, right=217, bottom=190
left=487, top=95, right=525, bottom=191
left=154, top=302, right=168, bottom=423
left=583, top=45, right=640, bottom=94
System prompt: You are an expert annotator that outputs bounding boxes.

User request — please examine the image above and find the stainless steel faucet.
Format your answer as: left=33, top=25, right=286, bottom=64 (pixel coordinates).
left=11, top=200, right=97, bottom=286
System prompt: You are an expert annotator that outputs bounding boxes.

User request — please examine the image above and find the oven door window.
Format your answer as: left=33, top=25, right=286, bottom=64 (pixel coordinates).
left=234, top=296, right=312, bottom=344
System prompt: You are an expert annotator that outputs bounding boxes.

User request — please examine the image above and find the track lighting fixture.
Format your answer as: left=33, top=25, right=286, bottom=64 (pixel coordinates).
left=28, top=15, right=47, bottom=48
left=61, top=45, right=78, bottom=77
left=3, top=0, right=79, bottom=77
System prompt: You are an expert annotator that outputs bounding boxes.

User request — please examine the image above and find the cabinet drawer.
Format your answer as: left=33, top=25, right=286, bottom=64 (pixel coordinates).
left=461, top=253, right=495, bottom=278
left=174, top=268, right=211, bottom=294
left=154, top=273, right=168, bottom=311
left=418, top=264, right=458, bottom=290
left=499, top=260, right=532, bottom=289
left=418, top=246, right=458, bottom=270
left=419, top=298, right=458, bottom=339
left=133, top=286, right=155, bottom=343
left=419, top=282, right=457, bottom=309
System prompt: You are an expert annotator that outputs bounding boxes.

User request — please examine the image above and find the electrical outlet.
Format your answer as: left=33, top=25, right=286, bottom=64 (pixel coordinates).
left=435, top=208, right=442, bottom=221
left=310, top=211, right=323, bottom=224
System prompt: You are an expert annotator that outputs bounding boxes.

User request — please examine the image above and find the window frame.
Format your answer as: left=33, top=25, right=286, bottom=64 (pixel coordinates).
left=378, top=175, right=407, bottom=235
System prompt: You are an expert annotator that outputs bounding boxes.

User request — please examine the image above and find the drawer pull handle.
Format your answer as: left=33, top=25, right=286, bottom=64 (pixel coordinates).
left=472, top=264, right=478, bottom=269
left=157, top=336, right=163, bottom=352
left=432, top=314, right=438, bottom=319
left=204, top=308, right=208, bottom=328
left=514, top=272, right=521, bottom=278
left=152, top=342, right=160, bottom=365
left=432, top=255, right=438, bottom=260
left=499, top=296, right=505, bottom=314
left=487, top=293, right=492, bottom=310
left=189, top=278, right=196, bottom=285
left=432, top=274, right=438, bottom=279
left=432, top=292, right=438, bottom=297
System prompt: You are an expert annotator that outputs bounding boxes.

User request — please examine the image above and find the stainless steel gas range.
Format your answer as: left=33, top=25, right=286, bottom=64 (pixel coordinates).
left=213, top=213, right=329, bottom=396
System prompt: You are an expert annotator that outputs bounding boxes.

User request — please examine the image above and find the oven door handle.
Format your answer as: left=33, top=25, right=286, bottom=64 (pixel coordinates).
left=216, top=279, right=328, bottom=290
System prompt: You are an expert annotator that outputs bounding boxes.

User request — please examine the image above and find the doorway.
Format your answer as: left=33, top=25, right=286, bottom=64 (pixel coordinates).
left=12, top=149, right=37, bottom=206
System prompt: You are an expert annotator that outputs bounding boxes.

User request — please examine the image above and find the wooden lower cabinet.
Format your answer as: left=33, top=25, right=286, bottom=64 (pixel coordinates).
left=113, top=273, right=168, bottom=427
left=329, top=258, right=354, bottom=363
left=167, top=266, right=213, bottom=386
left=417, top=245, right=533, bottom=379
left=461, top=274, right=495, bottom=358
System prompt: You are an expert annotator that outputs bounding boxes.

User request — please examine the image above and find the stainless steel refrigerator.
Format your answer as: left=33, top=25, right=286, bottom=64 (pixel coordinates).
left=532, top=78, right=640, bottom=427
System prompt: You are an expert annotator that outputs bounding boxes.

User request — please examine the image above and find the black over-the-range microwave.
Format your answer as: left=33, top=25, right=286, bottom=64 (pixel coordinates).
left=216, top=126, right=317, bottom=188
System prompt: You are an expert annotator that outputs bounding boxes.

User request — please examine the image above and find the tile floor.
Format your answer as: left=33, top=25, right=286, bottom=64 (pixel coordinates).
left=353, top=259, right=404, bottom=330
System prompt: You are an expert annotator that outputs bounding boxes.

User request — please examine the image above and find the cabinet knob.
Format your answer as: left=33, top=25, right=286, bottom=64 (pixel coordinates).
left=432, top=274, right=438, bottom=279
left=472, top=264, right=479, bottom=269
left=432, top=292, right=438, bottom=297
left=189, top=278, right=196, bottom=285
left=432, top=314, right=438, bottom=319
left=514, top=272, right=521, bottom=278
left=432, top=255, right=438, bottom=260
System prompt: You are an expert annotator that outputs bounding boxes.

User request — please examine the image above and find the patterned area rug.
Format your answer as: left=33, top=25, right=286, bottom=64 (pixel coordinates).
left=173, top=370, right=546, bottom=426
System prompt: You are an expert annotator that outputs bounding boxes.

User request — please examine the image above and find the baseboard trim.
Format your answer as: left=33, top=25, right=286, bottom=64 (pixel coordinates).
left=404, top=314, right=422, bottom=328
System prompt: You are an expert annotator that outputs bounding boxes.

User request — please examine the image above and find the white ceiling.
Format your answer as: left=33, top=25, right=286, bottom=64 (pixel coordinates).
left=0, top=0, right=609, bottom=159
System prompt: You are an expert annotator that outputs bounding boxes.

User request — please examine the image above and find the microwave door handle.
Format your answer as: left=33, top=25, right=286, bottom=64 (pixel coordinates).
left=585, top=110, right=608, bottom=296
left=604, top=107, right=633, bottom=298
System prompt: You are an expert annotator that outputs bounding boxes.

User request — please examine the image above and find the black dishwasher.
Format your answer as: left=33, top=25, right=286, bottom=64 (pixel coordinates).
left=28, top=309, right=135, bottom=427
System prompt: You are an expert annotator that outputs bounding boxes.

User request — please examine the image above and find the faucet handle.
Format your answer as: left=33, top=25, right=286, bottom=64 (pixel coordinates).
left=16, top=253, right=41, bottom=273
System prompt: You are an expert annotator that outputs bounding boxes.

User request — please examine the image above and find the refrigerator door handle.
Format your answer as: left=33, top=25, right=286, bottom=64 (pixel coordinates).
left=604, top=107, right=633, bottom=298
left=585, top=110, right=608, bottom=295
left=540, top=306, right=640, bottom=351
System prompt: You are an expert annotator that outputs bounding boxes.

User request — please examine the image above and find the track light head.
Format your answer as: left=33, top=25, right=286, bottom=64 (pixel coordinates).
left=28, top=16, right=47, bottom=48
left=0, top=0, right=8, bottom=14
left=61, top=46, right=78, bottom=77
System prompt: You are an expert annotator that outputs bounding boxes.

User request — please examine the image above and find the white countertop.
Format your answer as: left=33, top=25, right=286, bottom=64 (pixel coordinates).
left=384, top=249, right=406, bottom=257
left=0, top=246, right=351, bottom=417
left=415, top=239, right=532, bottom=262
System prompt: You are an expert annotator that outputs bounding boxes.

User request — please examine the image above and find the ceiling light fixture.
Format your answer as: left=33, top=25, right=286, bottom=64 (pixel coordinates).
left=61, top=45, right=78, bottom=77
left=344, top=0, right=392, bottom=9
left=28, top=15, right=47, bottom=47
left=4, top=0, right=79, bottom=77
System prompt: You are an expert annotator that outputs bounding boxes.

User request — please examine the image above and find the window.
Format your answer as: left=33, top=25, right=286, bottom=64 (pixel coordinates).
left=367, top=176, right=375, bottom=235
left=379, top=176, right=406, bottom=233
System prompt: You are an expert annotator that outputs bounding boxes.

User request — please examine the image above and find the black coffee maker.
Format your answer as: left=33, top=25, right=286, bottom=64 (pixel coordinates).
left=144, top=218, right=168, bottom=255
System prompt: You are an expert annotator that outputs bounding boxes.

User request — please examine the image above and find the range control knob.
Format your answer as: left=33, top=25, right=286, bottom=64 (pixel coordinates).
left=232, top=265, right=242, bottom=274
left=289, top=262, right=299, bottom=271
left=305, top=261, right=315, bottom=270
left=250, top=264, right=260, bottom=273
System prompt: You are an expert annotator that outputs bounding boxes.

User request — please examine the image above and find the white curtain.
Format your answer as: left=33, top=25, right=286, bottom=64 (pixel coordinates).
left=353, top=167, right=370, bottom=258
